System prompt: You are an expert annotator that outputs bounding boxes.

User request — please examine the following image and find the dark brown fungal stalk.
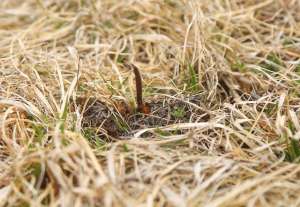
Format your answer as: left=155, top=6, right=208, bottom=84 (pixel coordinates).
left=125, top=63, right=151, bottom=114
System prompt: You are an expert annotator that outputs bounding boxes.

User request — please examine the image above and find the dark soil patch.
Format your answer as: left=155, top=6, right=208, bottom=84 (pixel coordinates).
left=76, top=94, right=210, bottom=139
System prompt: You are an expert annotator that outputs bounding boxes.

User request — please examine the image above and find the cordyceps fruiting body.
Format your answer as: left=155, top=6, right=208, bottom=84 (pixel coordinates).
left=124, top=63, right=151, bottom=114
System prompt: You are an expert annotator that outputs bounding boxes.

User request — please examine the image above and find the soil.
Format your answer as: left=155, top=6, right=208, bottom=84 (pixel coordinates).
left=77, top=94, right=210, bottom=139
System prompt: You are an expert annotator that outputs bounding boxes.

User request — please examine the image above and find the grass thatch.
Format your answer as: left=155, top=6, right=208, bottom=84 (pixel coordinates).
left=1, top=0, right=300, bottom=206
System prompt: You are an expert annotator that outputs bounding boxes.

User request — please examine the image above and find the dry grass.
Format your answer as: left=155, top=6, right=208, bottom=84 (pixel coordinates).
left=1, top=0, right=300, bottom=206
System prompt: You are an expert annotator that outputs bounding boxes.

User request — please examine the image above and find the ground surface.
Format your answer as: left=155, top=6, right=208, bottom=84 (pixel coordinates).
left=1, top=0, right=300, bottom=206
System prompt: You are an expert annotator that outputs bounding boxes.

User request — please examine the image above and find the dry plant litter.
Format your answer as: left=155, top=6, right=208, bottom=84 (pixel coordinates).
left=1, top=0, right=300, bottom=206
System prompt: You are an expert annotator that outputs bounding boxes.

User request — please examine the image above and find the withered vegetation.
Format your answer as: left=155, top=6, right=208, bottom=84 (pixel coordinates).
left=1, top=0, right=300, bottom=206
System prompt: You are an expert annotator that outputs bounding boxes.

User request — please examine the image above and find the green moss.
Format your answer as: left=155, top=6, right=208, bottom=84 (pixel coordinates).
left=171, top=106, right=186, bottom=119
